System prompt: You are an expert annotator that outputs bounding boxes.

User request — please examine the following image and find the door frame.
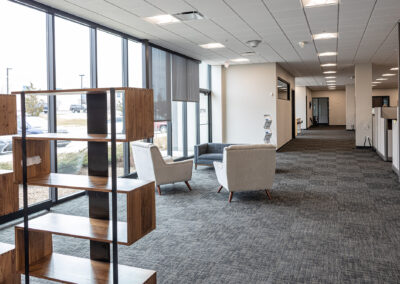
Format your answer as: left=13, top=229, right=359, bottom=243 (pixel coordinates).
left=291, top=89, right=296, bottom=139
left=312, top=97, right=330, bottom=126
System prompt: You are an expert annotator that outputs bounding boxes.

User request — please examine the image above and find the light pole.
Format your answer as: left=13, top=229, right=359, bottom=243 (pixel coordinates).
left=6, top=68, right=12, bottom=94
left=79, top=74, right=85, bottom=106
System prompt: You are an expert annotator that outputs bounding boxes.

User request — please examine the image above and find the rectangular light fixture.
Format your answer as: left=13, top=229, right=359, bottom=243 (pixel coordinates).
left=382, top=73, right=396, bottom=76
left=144, top=14, right=180, bottom=25
left=323, top=71, right=336, bottom=74
left=390, top=67, right=399, bottom=71
left=303, top=0, right=338, bottom=7
left=231, top=58, right=249, bottom=62
left=372, top=81, right=381, bottom=84
left=199, top=43, right=225, bottom=49
left=326, top=80, right=336, bottom=83
left=325, top=76, right=336, bottom=79
left=313, top=32, right=338, bottom=40
left=321, top=63, right=337, bottom=67
left=318, top=52, right=337, bottom=57
left=376, top=78, right=387, bottom=81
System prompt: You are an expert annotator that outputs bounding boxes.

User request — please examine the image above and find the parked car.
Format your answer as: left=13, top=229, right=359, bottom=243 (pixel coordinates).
left=70, top=104, right=87, bottom=113
left=154, top=121, right=168, bottom=133
left=0, top=119, right=70, bottom=155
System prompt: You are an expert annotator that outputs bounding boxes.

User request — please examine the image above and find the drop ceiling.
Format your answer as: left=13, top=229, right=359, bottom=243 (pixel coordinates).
left=33, top=0, right=400, bottom=90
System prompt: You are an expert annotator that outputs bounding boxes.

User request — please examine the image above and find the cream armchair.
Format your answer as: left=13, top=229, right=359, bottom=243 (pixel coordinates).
left=131, top=142, right=193, bottom=195
left=213, top=144, right=276, bottom=202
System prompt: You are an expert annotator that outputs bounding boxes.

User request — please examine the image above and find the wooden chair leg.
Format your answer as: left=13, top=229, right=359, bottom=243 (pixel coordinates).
left=265, top=189, right=272, bottom=200
left=217, top=185, right=223, bottom=193
left=157, top=185, right=162, bottom=195
left=184, top=181, right=192, bottom=191
left=228, top=192, right=233, bottom=203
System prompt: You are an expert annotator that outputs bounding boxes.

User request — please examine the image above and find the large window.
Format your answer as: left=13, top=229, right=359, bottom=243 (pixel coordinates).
left=55, top=16, right=91, bottom=198
left=128, top=40, right=143, bottom=88
left=0, top=0, right=49, bottom=206
left=172, top=101, right=184, bottom=158
left=199, top=92, right=210, bottom=143
left=187, top=102, right=197, bottom=156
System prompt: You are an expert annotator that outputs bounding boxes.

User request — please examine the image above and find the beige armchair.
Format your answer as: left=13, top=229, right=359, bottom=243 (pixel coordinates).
left=131, top=142, right=193, bottom=195
left=213, top=144, right=276, bottom=202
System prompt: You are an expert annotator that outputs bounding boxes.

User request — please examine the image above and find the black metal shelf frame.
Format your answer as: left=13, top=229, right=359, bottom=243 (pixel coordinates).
left=20, top=88, right=120, bottom=283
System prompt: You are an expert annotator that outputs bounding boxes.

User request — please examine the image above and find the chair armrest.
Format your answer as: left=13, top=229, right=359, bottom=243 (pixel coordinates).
left=194, top=143, right=208, bottom=162
left=157, top=159, right=193, bottom=185
left=163, top=156, right=174, bottom=164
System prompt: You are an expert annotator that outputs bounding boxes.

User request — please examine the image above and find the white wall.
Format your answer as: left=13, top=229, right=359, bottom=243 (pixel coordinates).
left=295, top=86, right=307, bottom=129
left=373, top=88, right=398, bottom=106
left=211, top=65, right=225, bottom=143
left=311, top=90, right=346, bottom=125
left=355, top=63, right=373, bottom=146
left=276, top=64, right=294, bottom=147
left=224, top=63, right=278, bottom=145
left=346, top=85, right=355, bottom=130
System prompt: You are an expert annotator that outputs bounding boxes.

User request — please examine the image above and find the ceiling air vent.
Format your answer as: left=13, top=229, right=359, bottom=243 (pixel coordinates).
left=174, top=11, right=204, bottom=21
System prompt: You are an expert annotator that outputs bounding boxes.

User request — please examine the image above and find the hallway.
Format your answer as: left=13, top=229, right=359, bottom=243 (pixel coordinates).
left=2, top=127, right=400, bottom=283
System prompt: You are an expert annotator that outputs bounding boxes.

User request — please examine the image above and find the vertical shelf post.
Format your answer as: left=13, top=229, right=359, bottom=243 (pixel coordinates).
left=110, top=88, right=119, bottom=282
left=21, top=91, right=30, bottom=283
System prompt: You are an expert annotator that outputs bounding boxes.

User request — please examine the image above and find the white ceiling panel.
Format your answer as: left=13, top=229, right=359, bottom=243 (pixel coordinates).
left=33, top=0, right=400, bottom=89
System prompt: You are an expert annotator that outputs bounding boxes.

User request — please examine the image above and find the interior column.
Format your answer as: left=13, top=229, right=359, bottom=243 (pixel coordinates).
left=355, top=63, right=373, bottom=146
left=345, top=84, right=355, bottom=130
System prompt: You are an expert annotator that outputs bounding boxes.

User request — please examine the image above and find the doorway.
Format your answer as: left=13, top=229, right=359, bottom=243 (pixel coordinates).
left=372, top=96, right=390, bottom=107
left=312, top=98, right=329, bottom=125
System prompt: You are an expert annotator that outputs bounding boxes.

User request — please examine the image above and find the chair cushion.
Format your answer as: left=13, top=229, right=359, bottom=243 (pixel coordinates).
left=198, top=153, right=223, bottom=161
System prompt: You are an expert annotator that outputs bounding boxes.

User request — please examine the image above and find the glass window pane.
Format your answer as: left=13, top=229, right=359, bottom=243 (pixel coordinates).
left=199, top=62, right=209, bottom=89
left=172, top=101, right=184, bottom=158
left=128, top=40, right=143, bottom=88
left=0, top=0, right=49, bottom=206
left=97, top=30, right=122, bottom=87
left=200, top=93, right=209, bottom=143
left=187, top=102, right=197, bottom=156
left=55, top=16, right=91, bottom=198
left=154, top=121, right=168, bottom=157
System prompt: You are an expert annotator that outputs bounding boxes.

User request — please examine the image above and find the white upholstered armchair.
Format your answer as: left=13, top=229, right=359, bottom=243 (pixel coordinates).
left=213, top=144, right=276, bottom=202
left=131, top=142, right=193, bottom=195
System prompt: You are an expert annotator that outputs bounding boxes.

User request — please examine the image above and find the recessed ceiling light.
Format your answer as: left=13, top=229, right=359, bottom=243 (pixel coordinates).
left=318, top=51, right=338, bottom=57
left=321, top=63, right=337, bottom=67
left=303, top=0, right=338, bottom=7
left=240, top=51, right=256, bottom=56
left=390, top=67, right=399, bottom=71
left=376, top=78, right=387, bottom=81
left=323, top=70, right=336, bottom=74
left=372, top=81, right=381, bottom=84
left=382, top=73, right=396, bottom=76
left=313, top=32, right=338, bottom=40
left=372, top=85, right=377, bottom=87
left=199, top=43, right=225, bottom=49
left=326, top=80, right=336, bottom=83
left=231, top=58, right=249, bottom=62
left=325, top=76, right=336, bottom=79
left=144, top=14, right=180, bottom=25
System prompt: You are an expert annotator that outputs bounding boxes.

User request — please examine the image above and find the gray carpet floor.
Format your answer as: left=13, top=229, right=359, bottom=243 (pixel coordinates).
left=2, top=126, right=400, bottom=283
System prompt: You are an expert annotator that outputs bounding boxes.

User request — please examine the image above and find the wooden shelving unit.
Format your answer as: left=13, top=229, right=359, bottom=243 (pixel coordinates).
left=0, top=242, right=20, bottom=283
left=11, top=88, right=156, bottom=283
left=0, top=95, right=18, bottom=217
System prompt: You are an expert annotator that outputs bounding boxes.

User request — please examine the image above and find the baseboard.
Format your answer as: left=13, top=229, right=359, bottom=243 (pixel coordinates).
left=355, top=146, right=372, bottom=149
left=392, top=164, right=399, bottom=176
left=376, top=150, right=388, bottom=162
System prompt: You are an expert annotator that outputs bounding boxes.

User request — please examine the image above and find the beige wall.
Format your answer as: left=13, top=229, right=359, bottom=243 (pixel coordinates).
left=355, top=63, right=372, bottom=146
left=373, top=88, right=398, bottom=106
left=224, top=63, right=278, bottom=145
left=276, top=64, right=294, bottom=147
left=346, top=85, right=355, bottom=130
left=312, top=90, right=346, bottom=125
left=295, top=86, right=307, bottom=129
left=306, top=88, right=312, bottom=128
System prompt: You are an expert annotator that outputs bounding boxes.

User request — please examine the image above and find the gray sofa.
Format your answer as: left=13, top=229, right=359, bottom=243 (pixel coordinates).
left=194, top=143, right=233, bottom=169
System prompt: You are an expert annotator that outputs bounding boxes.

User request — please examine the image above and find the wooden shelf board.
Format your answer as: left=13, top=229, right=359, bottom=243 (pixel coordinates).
left=0, top=243, right=14, bottom=255
left=11, top=87, right=129, bottom=96
left=15, top=213, right=131, bottom=245
left=19, top=253, right=156, bottom=284
left=0, top=169, right=13, bottom=175
left=27, top=173, right=153, bottom=194
left=14, top=133, right=127, bottom=142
